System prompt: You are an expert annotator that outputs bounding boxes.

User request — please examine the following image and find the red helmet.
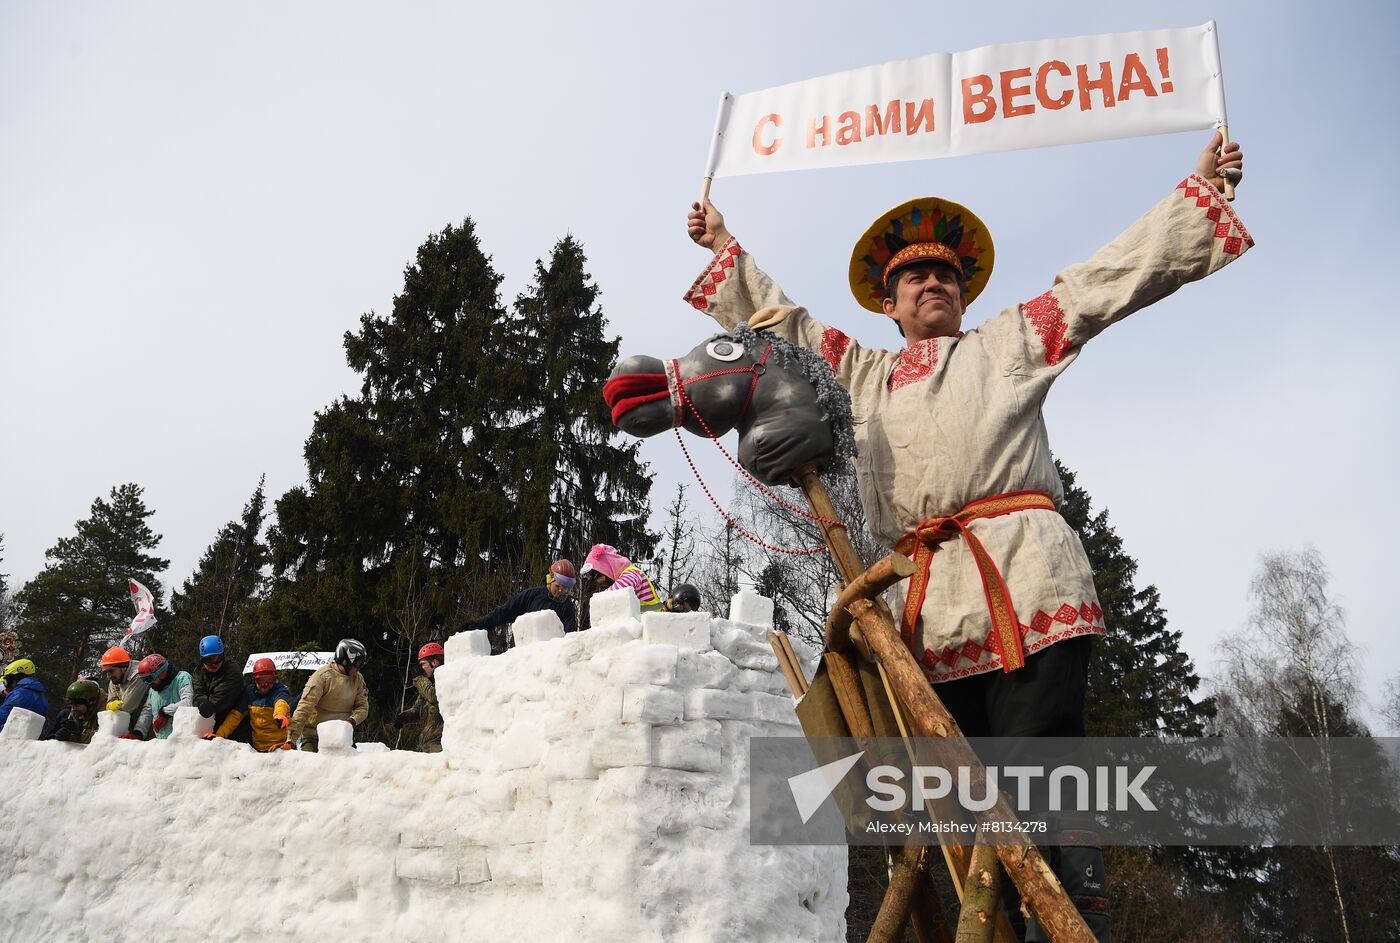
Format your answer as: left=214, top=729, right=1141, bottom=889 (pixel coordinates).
left=137, top=653, right=170, bottom=685
left=100, top=646, right=132, bottom=667
left=417, top=642, right=444, bottom=662
left=252, top=657, right=277, bottom=677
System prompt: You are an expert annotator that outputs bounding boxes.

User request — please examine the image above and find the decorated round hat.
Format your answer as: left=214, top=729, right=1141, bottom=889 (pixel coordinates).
left=848, top=197, right=995, bottom=313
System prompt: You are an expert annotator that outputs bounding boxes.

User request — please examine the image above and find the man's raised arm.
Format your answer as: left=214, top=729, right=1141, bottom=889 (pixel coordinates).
left=990, top=132, right=1251, bottom=376
left=683, top=199, right=872, bottom=383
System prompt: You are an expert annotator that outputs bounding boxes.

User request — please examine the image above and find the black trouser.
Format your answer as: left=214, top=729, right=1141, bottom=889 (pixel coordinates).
left=933, top=636, right=1110, bottom=943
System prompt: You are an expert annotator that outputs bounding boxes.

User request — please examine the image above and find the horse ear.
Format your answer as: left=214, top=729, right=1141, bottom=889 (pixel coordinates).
left=748, top=305, right=795, bottom=331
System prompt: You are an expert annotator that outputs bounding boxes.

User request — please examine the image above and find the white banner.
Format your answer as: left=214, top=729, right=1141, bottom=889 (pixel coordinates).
left=705, top=22, right=1227, bottom=179
left=124, top=578, right=158, bottom=642
left=242, top=651, right=333, bottom=673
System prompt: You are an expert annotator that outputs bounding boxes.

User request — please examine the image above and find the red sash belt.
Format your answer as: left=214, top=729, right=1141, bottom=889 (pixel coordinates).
left=894, top=490, right=1057, bottom=673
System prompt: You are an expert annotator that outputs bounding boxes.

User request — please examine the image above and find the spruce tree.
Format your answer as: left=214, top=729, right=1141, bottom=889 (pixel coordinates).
left=256, top=219, right=567, bottom=724
left=13, top=484, right=169, bottom=692
left=163, top=476, right=270, bottom=659
left=508, top=235, right=656, bottom=568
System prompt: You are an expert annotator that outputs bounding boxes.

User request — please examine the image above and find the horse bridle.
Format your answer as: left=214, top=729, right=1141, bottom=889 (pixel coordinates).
left=668, top=342, right=773, bottom=429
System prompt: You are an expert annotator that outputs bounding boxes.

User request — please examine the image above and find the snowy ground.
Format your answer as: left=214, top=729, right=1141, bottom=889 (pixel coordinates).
left=0, top=590, right=845, bottom=942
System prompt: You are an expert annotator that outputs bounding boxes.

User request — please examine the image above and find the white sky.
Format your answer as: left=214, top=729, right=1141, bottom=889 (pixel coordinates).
left=3, top=2, right=1396, bottom=725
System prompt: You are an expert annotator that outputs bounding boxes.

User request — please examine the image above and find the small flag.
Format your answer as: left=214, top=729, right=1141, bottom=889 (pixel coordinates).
left=124, top=578, right=158, bottom=641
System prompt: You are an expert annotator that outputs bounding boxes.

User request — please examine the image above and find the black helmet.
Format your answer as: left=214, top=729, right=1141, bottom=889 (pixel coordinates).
left=666, top=584, right=702, bottom=613
left=334, top=638, right=368, bottom=671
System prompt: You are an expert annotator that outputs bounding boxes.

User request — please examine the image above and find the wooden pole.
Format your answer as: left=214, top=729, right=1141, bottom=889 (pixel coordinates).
left=847, top=599, right=1094, bottom=943
left=954, top=840, right=1003, bottom=943
left=1219, top=123, right=1236, bottom=202
left=791, top=467, right=1089, bottom=942
left=769, top=632, right=807, bottom=699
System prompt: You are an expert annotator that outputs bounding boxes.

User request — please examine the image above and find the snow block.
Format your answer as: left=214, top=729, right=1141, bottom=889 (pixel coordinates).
left=728, top=590, right=774, bottom=628
left=513, top=610, right=565, bottom=647
left=640, top=611, right=713, bottom=651
left=317, top=719, right=355, bottom=752
left=357, top=742, right=390, bottom=754
left=591, top=686, right=623, bottom=727
left=96, top=709, right=130, bottom=739
left=590, top=724, right=653, bottom=769
left=684, top=688, right=751, bottom=721
left=170, top=705, right=215, bottom=740
left=0, top=707, right=44, bottom=741
left=654, top=721, right=722, bottom=773
left=397, top=847, right=460, bottom=885
left=620, top=686, right=684, bottom=725
left=676, top=649, right=739, bottom=690
left=589, top=587, right=640, bottom=628
left=713, top=622, right=781, bottom=671
left=606, top=643, right=678, bottom=686
left=750, top=691, right=799, bottom=726
left=542, top=741, right=596, bottom=781
left=445, top=628, right=492, bottom=661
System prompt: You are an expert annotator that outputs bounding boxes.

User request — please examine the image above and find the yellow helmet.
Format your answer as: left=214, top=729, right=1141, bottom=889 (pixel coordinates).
left=3, top=658, right=36, bottom=679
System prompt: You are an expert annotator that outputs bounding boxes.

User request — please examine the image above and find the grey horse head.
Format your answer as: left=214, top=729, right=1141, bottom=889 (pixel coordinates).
left=604, top=326, right=854, bottom=486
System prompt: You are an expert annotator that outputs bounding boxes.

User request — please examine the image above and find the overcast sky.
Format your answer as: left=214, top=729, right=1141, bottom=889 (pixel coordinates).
left=3, top=2, right=1396, bottom=725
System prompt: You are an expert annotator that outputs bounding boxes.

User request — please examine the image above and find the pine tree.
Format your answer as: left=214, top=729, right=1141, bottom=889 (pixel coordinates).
left=508, top=235, right=656, bottom=569
left=163, top=476, right=270, bottom=659
left=1056, top=461, right=1213, bottom=738
left=13, top=484, right=169, bottom=693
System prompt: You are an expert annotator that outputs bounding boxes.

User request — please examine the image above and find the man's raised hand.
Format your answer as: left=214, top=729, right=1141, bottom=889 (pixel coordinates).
left=687, top=199, right=732, bottom=253
left=1194, top=130, right=1244, bottom=192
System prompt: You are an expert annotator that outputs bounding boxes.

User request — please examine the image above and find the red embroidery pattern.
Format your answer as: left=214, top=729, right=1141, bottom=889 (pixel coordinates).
left=683, top=238, right=742, bottom=311
left=1176, top=175, right=1255, bottom=256
left=917, top=600, right=1104, bottom=679
left=819, top=327, right=851, bottom=373
left=887, top=338, right=939, bottom=392
left=1022, top=290, right=1071, bottom=366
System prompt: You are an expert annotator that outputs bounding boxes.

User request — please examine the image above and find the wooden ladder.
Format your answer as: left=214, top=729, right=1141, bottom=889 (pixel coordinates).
left=768, top=468, right=1095, bottom=943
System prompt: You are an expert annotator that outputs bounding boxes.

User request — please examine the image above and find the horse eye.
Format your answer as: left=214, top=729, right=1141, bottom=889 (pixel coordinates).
left=706, top=340, right=744, bottom=362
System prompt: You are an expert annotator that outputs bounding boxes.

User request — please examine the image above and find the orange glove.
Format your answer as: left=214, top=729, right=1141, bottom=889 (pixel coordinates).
left=274, top=715, right=289, bottom=730
left=277, top=742, right=294, bottom=750
left=201, top=732, right=217, bottom=741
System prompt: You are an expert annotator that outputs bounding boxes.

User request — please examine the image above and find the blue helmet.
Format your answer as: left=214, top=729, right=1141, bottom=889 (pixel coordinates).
left=198, top=635, right=225, bottom=658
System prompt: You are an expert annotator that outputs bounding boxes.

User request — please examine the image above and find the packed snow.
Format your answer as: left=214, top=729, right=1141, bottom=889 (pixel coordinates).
left=0, top=590, right=845, bottom=942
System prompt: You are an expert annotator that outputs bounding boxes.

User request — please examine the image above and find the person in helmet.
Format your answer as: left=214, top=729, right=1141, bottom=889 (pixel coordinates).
left=462, top=559, right=579, bottom=648
left=0, top=659, right=49, bottom=735
left=99, top=646, right=151, bottom=737
left=135, top=653, right=194, bottom=740
left=43, top=679, right=104, bottom=744
left=394, top=642, right=445, bottom=753
left=288, top=639, right=370, bottom=752
left=211, top=658, right=292, bottom=752
left=580, top=545, right=662, bottom=612
left=661, top=584, right=703, bottom=614
left=192, top=634, right=242, bottom=731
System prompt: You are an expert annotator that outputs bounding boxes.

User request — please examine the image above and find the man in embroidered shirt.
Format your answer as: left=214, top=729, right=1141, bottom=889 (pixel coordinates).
left=684, top=133, right=1246, bottom=942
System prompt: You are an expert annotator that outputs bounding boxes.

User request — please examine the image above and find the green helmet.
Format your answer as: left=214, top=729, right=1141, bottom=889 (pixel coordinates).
left=66, top=679, right=102, bottom=705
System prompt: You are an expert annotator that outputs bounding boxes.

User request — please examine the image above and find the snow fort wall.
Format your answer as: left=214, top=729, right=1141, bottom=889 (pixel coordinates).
left=0, top=590, right=844, bottom=942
